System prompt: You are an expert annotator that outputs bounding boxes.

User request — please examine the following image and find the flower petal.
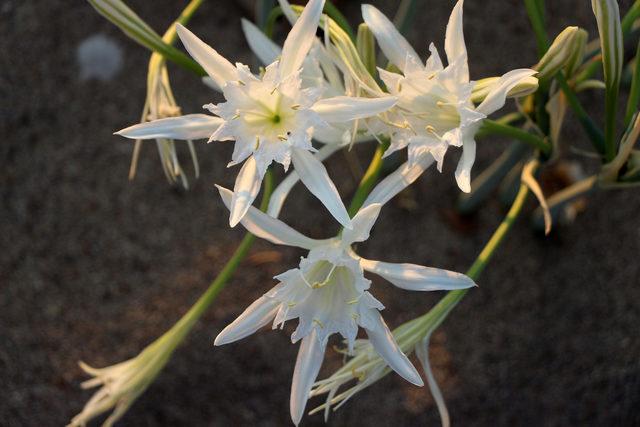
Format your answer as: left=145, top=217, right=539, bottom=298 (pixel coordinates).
left=365, top=313, right=423, bottom=386
left=216, top=185, right=320, bottom=249
left=454, top=138, right=476, bottom=193
left=476, top=69, right=538, bottom=115
left=267, top=143, right=342, bottom=218
left=291, top=329, right=326, bottom=426
left=115, top=114, right=223, bottom=141
left=341, top=203, right=382, bottom=245
left=310, top=96, right=397, bottom=123
left=363, top=153, right=435, bottom=207
left=278, top=0, right=325, bottom=79
left=241, top=18, right=281, bottom=66
left=291, top=148, right=352, bottom=229
left=214, top=296, right=279, bottom=345
left=176, top=24, right=237, bottom=91
left=360, top=258, right=476, bottom=291
left=444, top=0, right=468, bottom=81
left=361, top=4, right=421, bottom=72
left=229, top=156, right=263, bottom=227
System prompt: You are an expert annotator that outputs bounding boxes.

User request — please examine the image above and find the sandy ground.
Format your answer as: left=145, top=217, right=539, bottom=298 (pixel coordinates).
left=2, top=0, right=639, bottom=425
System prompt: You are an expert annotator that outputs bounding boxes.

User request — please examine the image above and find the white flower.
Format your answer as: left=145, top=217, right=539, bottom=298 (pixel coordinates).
left=116, top=0, right=398, bottom=229
left=69, top=329, right=181, bottom=427
left=363, top=0, right=537, bottom=192
left=212, top=185, right=475, bottom=425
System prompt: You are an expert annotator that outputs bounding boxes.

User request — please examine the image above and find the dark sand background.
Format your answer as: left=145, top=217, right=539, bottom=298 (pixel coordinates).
left=2, top=0, right=639, bottom=425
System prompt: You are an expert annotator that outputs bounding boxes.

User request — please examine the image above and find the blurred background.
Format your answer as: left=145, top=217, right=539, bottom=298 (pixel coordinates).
left=2, top=0, right=639, bottom=425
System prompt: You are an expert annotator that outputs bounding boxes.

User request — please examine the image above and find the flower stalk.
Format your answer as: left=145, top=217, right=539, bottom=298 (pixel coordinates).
left=312, top=180, right=533, bottom=416
left=70, top=171, right=273, bottom=426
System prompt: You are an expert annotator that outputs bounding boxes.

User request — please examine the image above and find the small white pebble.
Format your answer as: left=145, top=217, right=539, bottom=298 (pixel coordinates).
left=76, top=34, right=123, bottom=82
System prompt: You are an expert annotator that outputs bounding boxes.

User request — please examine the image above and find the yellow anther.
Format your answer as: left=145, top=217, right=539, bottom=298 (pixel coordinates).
left=313, top=319, right=325, bottom=328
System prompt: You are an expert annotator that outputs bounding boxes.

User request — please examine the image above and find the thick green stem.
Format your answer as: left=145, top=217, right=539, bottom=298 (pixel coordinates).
left=161, top=170, right=274, bottom=349
left=622, top=1, right=640, bottom=36
left=524, top=0, right=550, bottom=57
left=625, top=42, right=640, bottom=127
left=413, top=181, right=531, bottom=333
left=88, top=0, right=206, bottom=76
left=347, top=141, right=390, bottom=217
left=556, top=73, right=606, bottom=153
left=481, top=120, right=550, bottom=155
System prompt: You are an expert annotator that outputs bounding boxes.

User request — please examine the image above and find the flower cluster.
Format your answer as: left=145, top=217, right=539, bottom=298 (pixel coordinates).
left=77, top=0, right=539, bottom=425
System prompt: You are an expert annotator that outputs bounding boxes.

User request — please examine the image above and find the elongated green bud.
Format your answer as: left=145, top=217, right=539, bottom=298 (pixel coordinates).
left=356, top=24, right=377, bottom=77
left=471, top=76, right=539, bottom=104
left=534, top=26, right=587, bottom=80
left=592, top=0, right=623, bottom=92
left=592, top=0, right=624, bottom=160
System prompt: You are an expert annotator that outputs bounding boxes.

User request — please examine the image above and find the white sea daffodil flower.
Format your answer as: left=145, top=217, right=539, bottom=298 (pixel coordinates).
left=117, top=0, right=398, bottom=229
left=213, top=185, right=475, bottom=425
left=363, top=0, right=537, bottom=192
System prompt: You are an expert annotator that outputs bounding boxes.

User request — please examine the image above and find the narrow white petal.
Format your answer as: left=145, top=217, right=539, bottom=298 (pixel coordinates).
left=444, top=0, right=468, bottom=81
left=217, top=185, right=319, bottom=249
left=279, top=0, right=325, bottom=79
left=291, top=329, right=326, bottom=426
left=363, top=153, right=435, bottom=207
left=365, top=314, right=423, bottom=386
left=267, top=144, right=341, bottom=218
left=214, top=296, right=279, bottom=345
left=241, top=18, right=281, bottom=66
left=311, top=96, right=397, bottom=124
left=116, top=114, right=223, bottom=141
left=454, top=138, right=476, bottom=193
left=341, top=203, right=382, bottom=245
left=230, top=156, right=263, bottom=227
left=361, top=4, right=420, bottom=72
left=176, top=24, right=237, bottom=90
left=291, top=148, right=352, bottom=229
left=415, top=333, right=451, bottom=427
left=476, top=69, right=538, bottom=115
left=360, top=258, right=476, bottom=291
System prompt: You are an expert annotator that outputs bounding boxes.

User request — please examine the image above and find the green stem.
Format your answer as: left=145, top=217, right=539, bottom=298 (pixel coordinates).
left=622, top=0, right=640, bottom=36
left=393, top=0, right=422, bottom=35
left=556, top=73, right=606, bottom=153
left=414, top=181, right=531, bottom=333
left=347, top=140, right=390, bottom=217
left=88, top=0, right=206, bottom=76
left=324, top=1, right=356, bottom=41
left=163, top=170, right=274, bottom=347
left=480, top=120, right=550, bottom=155
left=625, top=42, right=640, bottom=127
left=524, top=0, right=550, bottom=57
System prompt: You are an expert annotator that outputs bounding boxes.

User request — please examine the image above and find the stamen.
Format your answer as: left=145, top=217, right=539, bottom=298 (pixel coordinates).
left=311, top=264, right=338, bottom=288
left=290, top=104, right=301, bottom=110
left=313, top=319, right=325, bottom=328
left=277, top=135, right=288, bottom=141
left=425, top=125, right=443, bottom=139
left=254, top=137, right=260, bottom=150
